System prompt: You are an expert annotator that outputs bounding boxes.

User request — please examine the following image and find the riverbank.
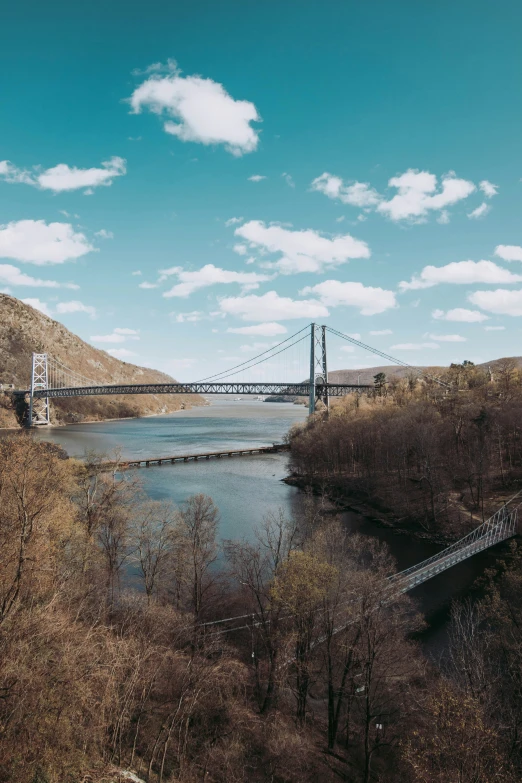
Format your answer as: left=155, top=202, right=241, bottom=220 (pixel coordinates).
left=284, top=472, right=522, bottom=547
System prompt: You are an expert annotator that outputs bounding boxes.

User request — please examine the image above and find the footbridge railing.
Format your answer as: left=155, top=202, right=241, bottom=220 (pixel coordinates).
left=389, top=503, right=518, bottom=593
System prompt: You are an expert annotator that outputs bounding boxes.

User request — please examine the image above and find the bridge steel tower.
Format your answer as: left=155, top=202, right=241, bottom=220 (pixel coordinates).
left=308, top=323, right=329, bottom=415
left=28, top=353, right=50, bottom=426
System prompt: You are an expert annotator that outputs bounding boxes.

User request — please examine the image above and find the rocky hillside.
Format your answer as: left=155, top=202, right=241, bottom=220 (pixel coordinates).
left=0, top=294, right=205, bottom=428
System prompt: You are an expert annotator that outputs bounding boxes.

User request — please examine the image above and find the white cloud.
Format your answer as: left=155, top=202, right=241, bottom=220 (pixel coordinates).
left=0, top=220, right=94, bottom=264
left=55, top=300, right=96, bottom=317
left=479, top=180, right=498, bottom=197
left=132, top=270, right=142, bottom=276
left=21, top=298, right=52, bottom=316
left=432, top=308, right=489, bottom=322
left=468, top=289, right=522, bottom=317
left=300, top=280, right=396, bottom=315
left=399, top=260, right=522, bottom=291
left=282, top=172, right=295, bottom=188
left=467, top=202, right=490, bottom=220
left=311, top=168, right=481, bottom=223
left=225, top=216, right=243, bottom=226
left=347, top=333, right=361, bottom=340
left=91, top=328, right=139, bottom=344
left=484, top=326, right=505, bottom=331
left=0, top=157, right=126, bottom=193
left=94, top=229, right=114, bottom=239
left=227, top=322, right=287, bottom=336
left=233, top=244, right=248, bottom=256
left=174, top=311, right=204, bottom=322
left=162, top=263, right=271, bottom=298
left=107, top=348, right=138, bottom=359
left=428, top=333, right=467, bottom=342
left=139, top=281, right=159, bottom=289
left=370, top=329, right=393, bottom=335
left=495, top=245, right=522, bottom=262
left=248, top=175, right=266, bottom=182
left=234, top=220, right=370, bottom=274
left=310, top=172, right=381, bottom=207
left=391, top=342, right=439, bottom=350
left=377, top=169, right=476, bottom=222
left=0, top=264, right=79, bottom=289
left=340, top=345, right=355, bottom=353
left=219, top=290, right=329, bottom=322
left=129, top=63, right=261, bottom=156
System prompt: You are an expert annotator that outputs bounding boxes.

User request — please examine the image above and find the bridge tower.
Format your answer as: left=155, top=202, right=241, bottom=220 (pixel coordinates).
left=309, top=323, right=329, bottom=415
left=28, top=353, right=50, bottom=426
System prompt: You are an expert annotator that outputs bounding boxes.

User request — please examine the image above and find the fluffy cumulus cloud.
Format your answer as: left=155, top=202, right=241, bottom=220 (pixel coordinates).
left=0, top=220, right=94, bottom=264
left=310, top=173, right=381, bottom=207
left=234, top=220, right=370, bottom=274
left=377, top=170, right=476, bottom=222
left=129, top=62, right=261, bottom=156
left=0, top=157, right=126, bottom=193
left=432, top=308, right=489, bottom=322
left=495, top=245, right=522, bottom=262
left=399, top=260, right=522, bottom=291
left=480, top=180, right=498, bottom=197
left=55, top=300, right=96, bottom=317
left=219, top=290, right=329, bottom=321
left=467, top=202, right=490, bottom=220
left=161, top=264, right=271, bottom=298
left=0, top=264, right=79, bottom=289
left=91, top=328, right=140, bottom=343
left=300, top=280, right=397, bottom=315
left=468, top=289, right=522, bottom=317
left=227, top=322, right=288, bottom=336
left=248, top=175, right=266, bottom=182
left=311, top=168, right=479, bottom=223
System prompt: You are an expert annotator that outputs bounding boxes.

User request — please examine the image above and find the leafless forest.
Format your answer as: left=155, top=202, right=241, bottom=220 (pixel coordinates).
left=1, top=391, right=522, bottom=782
left=289, top=361, right=522, bottom=537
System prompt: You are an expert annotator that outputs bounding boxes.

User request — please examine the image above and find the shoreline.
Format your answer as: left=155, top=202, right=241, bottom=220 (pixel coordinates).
left=0, top=398, right=212, bottom=432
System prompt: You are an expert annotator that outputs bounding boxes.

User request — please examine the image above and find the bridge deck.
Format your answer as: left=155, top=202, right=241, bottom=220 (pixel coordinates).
left=18, top=381, right=372, bottom=399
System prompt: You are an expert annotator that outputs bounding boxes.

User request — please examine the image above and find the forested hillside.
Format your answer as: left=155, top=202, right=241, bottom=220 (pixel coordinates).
left=289, top=359, right=522, bottom=539
left=1, top=435, right=521, bottom=782
left=0, top=294, right=204, bottom=427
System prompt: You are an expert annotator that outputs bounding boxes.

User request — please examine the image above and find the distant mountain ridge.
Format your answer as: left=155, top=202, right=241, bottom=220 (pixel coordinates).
left=0, top=294, right=204, bottom=427
left=328, top=357, right=522, bottom=386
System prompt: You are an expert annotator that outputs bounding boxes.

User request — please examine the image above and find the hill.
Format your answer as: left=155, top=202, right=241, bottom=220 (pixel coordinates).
left=328, top=356, right=522, bottom=385
left=0, top=294, right=205, bottom=428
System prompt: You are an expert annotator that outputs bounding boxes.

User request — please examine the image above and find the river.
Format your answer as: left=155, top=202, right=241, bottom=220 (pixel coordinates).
left=31, top=397, right=509, bottom=655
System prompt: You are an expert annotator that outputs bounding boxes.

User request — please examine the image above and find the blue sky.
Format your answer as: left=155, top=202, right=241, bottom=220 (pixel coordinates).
left=1, top=1, right=522, bottom=378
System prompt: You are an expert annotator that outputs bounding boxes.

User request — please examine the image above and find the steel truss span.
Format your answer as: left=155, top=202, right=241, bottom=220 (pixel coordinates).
left=30, top=382, right=371, bottom=400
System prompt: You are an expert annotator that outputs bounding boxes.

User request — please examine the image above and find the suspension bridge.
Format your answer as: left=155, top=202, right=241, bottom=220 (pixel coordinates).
left=18, top=322, right=450, bottom=426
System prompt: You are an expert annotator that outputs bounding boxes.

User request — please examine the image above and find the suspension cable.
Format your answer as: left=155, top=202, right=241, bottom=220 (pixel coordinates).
left=326, top=326, right=452, bottom=389
left=195, top=325, right=310, bottom=382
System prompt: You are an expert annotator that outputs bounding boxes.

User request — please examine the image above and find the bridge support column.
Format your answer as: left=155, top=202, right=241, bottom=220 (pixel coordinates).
left=308, top=323, right=329, bottom=415
left=28, top=353, right=50, bottom=426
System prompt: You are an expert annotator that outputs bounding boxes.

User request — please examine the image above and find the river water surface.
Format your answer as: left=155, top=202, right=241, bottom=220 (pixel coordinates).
left=32, top=397, right=510, bottom=654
